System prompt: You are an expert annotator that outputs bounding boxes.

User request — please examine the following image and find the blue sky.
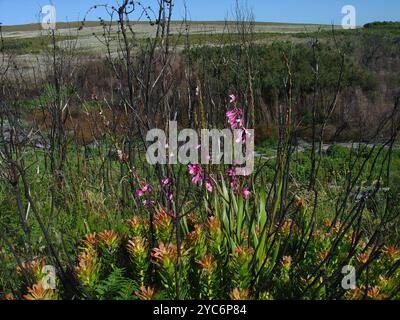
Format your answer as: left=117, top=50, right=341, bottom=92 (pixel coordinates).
left=0, top=0, right=399, bottom=26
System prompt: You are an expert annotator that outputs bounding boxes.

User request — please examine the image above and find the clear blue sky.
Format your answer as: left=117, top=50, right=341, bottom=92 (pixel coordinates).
left=0, top=0, right=399, bottom=26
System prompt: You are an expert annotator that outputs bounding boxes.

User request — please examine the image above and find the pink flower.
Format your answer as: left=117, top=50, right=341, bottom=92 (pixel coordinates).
left=229, top=94, right=237, bottom=104
left=241, top=167, right=251, bottom=177
left=192, top=174, right=203, bottom=185
left=161, top=178, right=173, bottom=187
left=142, top=184, right=152, bottom=193
left=232, top=118, right=244, bottom=130
left=205, top=178, right=213, bottom=193
left=235, top=128, right=252, bottom=144
left=136, top=184, right=152, bottom=197
left=226, top=108, right=243, bottom=129
left=227, top=167, right=237, bottom=177
left=166, top=192, right=173, bottom=201
left=242, top=186, right=251, bottom=200
left=230, top=176, right=239, bottom=192
left=188, top=164, right=203, bottom=185
left=188, top=164, right=201, bottom=176
left=226, top=108, right=242, bottom=122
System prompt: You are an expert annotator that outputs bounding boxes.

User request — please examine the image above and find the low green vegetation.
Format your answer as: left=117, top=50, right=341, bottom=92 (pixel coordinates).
left=1, top=139, right=399, bottom=299
left=0, top=35, right=77, bottom=55
left=364, top=21, right=400, bottom=30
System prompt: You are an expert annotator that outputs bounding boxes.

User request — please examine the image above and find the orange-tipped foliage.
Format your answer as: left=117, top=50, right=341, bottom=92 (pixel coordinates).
left=196, top=255, right=216, bottom=274
left=135, top=286, right=156, bottom=300
left=230, top=288, right=250, bottom=300
left=23, top=283, right=58, bottom=300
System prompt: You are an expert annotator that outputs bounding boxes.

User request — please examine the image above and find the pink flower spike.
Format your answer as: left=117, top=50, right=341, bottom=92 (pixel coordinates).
left=226, top=108, right=244, bottom=129
left=226, top=110, right=236, bottom=118
left=230, top=178, right=239, bottom=192
left=188, top=164, right=198, bottom=175
left=228, top=108, right=242, bottom=119
left=188, top=164, right=202, bottom=176
left=205, top=178, right=213, bottom=193
left=229, top=94, right=237, bottom=104
left=227, top=167, right=237, bottom=177
left=243, top=187, right=251, bottom=200
left=189, top=164, right=203, bottom=185
left=192, top=174, right=203, bottom=185
left=161, top=178, right=173, bottom=187
left=166, top=192, right=173, bottom=201
left=136, top=183, right=152, bottom=197
left=231, top=118, right=243, bottom=130
left=242, top=167, right=251, bottom=177
left=142, top=184, right=152, bottom=193
left=236, top=128, right=251, bottom=144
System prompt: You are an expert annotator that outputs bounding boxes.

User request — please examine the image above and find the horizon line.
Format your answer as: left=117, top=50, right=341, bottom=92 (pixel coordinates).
left=0, top=19, right=372, bottom=28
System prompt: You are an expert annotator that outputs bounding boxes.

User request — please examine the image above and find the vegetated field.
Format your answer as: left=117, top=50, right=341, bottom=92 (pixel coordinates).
left=0, top=21, right=331, bottom=77
left=1, top=20, right=334, bottom=37
left=1, top=21, right=336, bottom=56
left=0, top=13, right=400, bottom=301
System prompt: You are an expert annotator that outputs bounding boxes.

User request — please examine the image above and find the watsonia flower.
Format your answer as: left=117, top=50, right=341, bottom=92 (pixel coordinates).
left=242, top=186, right=250, bottom=200
left=188, top=164, right=203, bottom=185
left=229, top=94, right=237, bottom=104
left=205, top=177, right=213, bottom=193
left=226, top=108, right=244, bottom=129
left=161, top=177, right=173, bottom=187
left=235, top=127, right=252, bottom=144
left=136, top=183, right=152, bottom=197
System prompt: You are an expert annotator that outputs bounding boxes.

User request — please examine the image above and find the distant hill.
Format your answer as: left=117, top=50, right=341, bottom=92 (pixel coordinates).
left=364, top=21, right=400, bottom=29
left=0, top=20, right=333, bottom=33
